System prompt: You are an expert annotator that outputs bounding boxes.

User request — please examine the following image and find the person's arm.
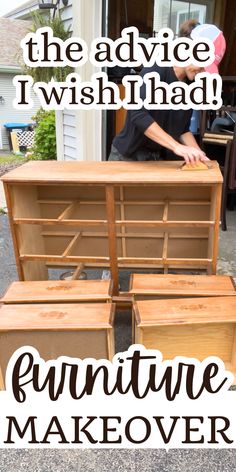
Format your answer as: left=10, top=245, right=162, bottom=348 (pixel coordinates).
left=129, top=68, right=207, bottom=165
left=144, top=123, right=208, bottom=164
left=180, top=131, right=209, bottom=157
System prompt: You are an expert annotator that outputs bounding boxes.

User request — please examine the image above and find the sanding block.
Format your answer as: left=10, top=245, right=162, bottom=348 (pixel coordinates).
left=181, top=161, right=212, bottom=171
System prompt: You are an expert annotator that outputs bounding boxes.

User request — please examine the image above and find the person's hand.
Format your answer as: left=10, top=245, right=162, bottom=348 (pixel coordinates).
left=174, top=144, right=210, bottom=166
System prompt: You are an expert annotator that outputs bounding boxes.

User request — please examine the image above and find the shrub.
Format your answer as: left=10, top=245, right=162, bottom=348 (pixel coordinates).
left=32, top=110, right=56, bottom=160
left=23, top=13, right=72, bottom=82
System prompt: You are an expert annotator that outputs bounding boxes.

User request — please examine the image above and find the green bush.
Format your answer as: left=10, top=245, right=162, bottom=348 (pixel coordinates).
left=23, top=14, right=73, bottom=82
left=32, top=110, right=56, bottom=160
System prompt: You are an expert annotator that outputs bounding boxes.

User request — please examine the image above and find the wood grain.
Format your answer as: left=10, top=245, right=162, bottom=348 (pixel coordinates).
left=134, top=296, right=236, bottom=384
left=1, top=161, right=223, bottom=185
left=2, top=161, right=222, bottom=281
left=0, top=302, right=114, bottom=329
left=130, top=274, right=236, bottom=298
left=134, top=296, right=236, bottom=326
left=1, top=280, right=112, bottom=304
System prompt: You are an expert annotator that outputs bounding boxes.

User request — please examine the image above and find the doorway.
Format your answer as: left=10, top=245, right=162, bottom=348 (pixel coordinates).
left=103, top=0, right=216, bottom=159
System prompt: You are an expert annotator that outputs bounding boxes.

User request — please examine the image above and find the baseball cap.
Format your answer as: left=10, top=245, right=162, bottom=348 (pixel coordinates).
left=190, top=24, right=226, bottom=73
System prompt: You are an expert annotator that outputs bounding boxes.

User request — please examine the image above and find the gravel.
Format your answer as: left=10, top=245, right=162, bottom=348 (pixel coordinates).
left=0, top=160, right=25, bottom=177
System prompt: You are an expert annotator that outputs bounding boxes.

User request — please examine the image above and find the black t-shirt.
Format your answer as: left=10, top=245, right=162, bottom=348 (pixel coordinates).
left=113, top=65, right=192, bottom=159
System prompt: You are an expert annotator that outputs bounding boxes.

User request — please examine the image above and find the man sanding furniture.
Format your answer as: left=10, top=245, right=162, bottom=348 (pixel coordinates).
left=109, top=23, right=226, bottom=167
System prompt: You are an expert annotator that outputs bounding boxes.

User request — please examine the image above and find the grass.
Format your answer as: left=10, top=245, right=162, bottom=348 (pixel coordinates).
left=0, top=154, right=25, bottom=165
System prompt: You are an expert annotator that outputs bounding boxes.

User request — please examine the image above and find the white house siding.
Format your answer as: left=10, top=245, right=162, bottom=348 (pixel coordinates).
left=63, top=111, right=77, bottom=160
left=60, top=0, right=73, bottom=33
left=56, top=0, right=78, bottom=161
left=0, top=71, right=40, bottom=149
left=57, top=0, right=103, bottom=161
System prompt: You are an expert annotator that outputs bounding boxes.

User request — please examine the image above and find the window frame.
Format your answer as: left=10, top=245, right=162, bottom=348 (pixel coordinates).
left=153, top=0, right=215, bottom=36
left=170, top=0, right=215, bottom=24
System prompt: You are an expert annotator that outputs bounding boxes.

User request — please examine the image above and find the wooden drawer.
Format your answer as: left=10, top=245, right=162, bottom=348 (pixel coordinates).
left=129, top=274, right=236, bottom=299
left=0, top=302, right=115, bottom=387
left=134, top=296, right=236, bottom=384
left=1, top=280, right=112, bottom=304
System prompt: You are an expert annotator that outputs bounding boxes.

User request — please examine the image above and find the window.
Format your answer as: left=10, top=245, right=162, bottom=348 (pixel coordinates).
left=153, top=0, right=214, bottom=36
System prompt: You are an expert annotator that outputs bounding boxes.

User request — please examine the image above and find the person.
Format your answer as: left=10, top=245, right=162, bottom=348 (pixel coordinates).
left=108, top=22, right=226, bottom=165
left=179, top=18, right=200, bottom=38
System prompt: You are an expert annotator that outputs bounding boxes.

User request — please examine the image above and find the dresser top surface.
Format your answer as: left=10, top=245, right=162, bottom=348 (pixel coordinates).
left=2, top=161, right=223, bottom=185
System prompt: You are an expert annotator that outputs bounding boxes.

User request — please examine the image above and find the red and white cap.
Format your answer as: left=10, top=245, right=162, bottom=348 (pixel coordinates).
left=191, top=24, right=226, bottom=73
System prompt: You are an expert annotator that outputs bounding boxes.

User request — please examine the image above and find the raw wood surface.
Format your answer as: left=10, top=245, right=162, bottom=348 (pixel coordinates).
left=1, top=161, right=223, bottom=184
left=0, top=302, right=115, bottom=382
left=129, top=274, right=236, bottom=297
left=0, top=303, right=115, bottom=330
left=1, top=280, right=112, bottom=304
left=136, top=323, right=236, bottom=366
left=211, top=184, right=222, bottom=275
left=106, top=185, right=119, bottom=295
left=0, top=331, right=111, bottom=375
left=134, top=296, right=236, bottom=326
left=204, top=133, right=233, bottom=140
left=134, top=296, right=236, bottom=384
left=3, top=183, right=24, bottom=280
left=3, top=161, right=222, bottom=281
left=203, top=138, right=228, bottom=145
